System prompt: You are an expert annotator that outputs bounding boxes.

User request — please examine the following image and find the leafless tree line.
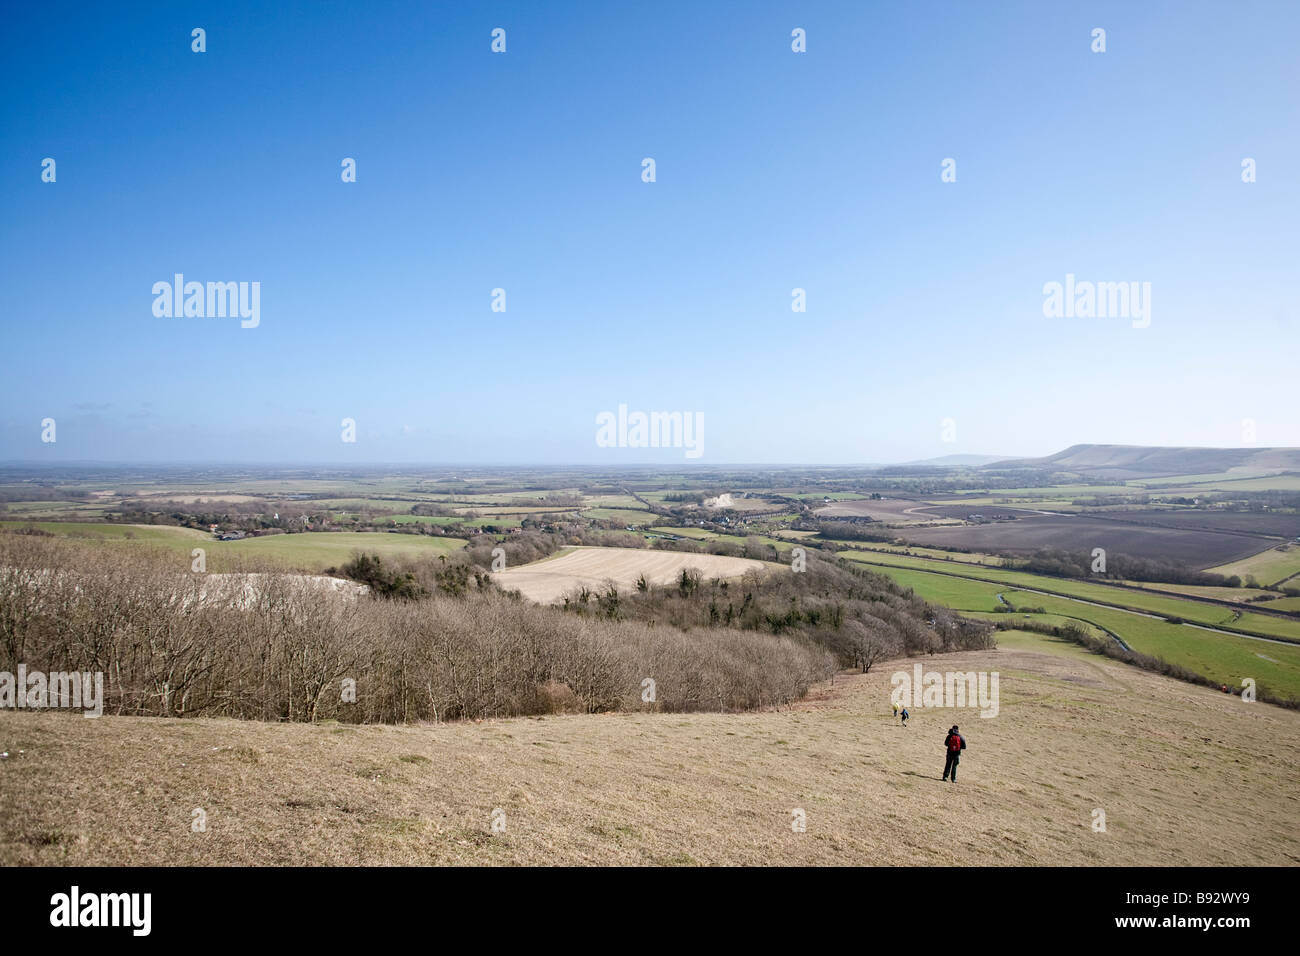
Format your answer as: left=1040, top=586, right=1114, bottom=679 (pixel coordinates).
left=0, top=533, right=834, bottom=723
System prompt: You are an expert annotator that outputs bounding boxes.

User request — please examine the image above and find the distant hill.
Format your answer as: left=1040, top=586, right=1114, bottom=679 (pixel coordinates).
left=986, top=444, right=1300, bottom=480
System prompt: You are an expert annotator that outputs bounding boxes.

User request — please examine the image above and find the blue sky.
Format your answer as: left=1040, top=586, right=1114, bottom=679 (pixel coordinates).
left=2, top=0, right=1297, bottom=465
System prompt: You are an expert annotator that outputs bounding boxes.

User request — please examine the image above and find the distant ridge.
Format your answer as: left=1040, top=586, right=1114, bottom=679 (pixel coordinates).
left=986, top=444, right=1300, bottom=480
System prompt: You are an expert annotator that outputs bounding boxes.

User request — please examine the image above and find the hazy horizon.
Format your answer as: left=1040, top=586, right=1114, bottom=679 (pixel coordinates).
left=2, top=441, right=1298, bottom=472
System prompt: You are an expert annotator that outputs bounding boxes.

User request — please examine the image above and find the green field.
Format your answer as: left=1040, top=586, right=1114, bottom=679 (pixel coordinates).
left=582, top=508, right=659, bottom=525
left=1208, top=545, right=1300, bottom=587
left=1119, top=581, right=1276, bottom=602
left=990, top=627, right=1112, bottom=660
left=837, top=548, right=1300, bottom=642
left=1002, top=588, right=1300, bottom=700
left=0, top=522, right=468, bottom=571
left=385, top=514, right=467, bottom=526
left=582, top=495, right=648, bottom=509
left=1133, top=473, right=1300, bottom=490
left=460, top=517, right=524, bottom=529
left=300, top=497, right=421, bottom=512
left=655, top=526, right=715, bottom=540
left=859, top=562, right=1300, bottom=700
left=858, top=566, right=1003, bottom=609
left=964, top=612, right=1110, bottom=641
left=948, top=484, right=1135, bottom=497
left=818, top=541, right=1008, bottom=566
left=0, top=521, right=210, bottom=543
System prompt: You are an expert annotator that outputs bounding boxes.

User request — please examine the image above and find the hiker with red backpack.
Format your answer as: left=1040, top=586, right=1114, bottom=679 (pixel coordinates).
left=943, top=725, right=966, bottom=782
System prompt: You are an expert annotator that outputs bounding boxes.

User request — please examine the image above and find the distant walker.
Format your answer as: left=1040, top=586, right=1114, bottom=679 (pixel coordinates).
left=943, top=725, right=966, bottom=782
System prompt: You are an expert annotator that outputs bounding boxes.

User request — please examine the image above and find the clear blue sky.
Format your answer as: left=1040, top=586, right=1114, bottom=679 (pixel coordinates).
left=2, top=0, right=1297, bottom=465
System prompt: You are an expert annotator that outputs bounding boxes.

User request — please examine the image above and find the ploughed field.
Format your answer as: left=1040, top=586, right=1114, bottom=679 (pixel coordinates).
left=493, top=546, right=769, bottom=603
left=3, top=635, right=1296, bottom=866
left=895, top=514, right=1275, bottom=568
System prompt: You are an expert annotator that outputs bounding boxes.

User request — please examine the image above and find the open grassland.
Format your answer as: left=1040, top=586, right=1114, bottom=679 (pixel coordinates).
left=864, top=567, right=1005, bottom=611
left=1134, top=474, right=1300, bottom=491
left=386, top=514, right=467, bottom=526
left=583, top=495, right=648, bottom=509
left=654, top=526, right=716, bottom=540
left=1209, top=544, right=1300, bottom=587
left=817, top=541, right=1007, bottom=565
left=3, top=640, right=1297, bottom=866
left=211, top=532, right=468, bottom=570
left=0, top=521, right=210, bottom=543
left=961, top=612, right=1111, bottom=641
left=838, top=549, right=1300, bottom=642
left=859, top=563, right=1300, bottom=700
left=1118, top=581, right=1276, bottom=603
left=297, top=498, right=424, bottom=512
left=1000, top=589, right=1300, bottom=699
left=0, top=500, right=116, bottom=519
left=948, top=484, right=1137, bottom=498
left=493, top=546, right=769, bottom=603
left=581, top=508, right=659, bottom=525
left=0, top=522, right=467, bottom=572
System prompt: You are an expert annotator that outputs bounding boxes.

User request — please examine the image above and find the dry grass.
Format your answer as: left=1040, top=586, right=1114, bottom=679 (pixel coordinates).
left=3, top=633, right=1296, bottom=866
left=493, top=546, right=769, bottom=603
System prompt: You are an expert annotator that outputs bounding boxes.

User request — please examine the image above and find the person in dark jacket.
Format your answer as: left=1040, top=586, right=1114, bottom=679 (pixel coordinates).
left=943, top=725, right=966, bottom=781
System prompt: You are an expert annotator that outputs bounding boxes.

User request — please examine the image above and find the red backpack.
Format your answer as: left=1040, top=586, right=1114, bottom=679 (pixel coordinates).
left=947, top=734, right=962, bottom=753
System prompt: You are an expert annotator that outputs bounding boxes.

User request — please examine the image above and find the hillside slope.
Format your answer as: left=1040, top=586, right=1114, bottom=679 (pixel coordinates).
left=3, top=634, right=1296, bottom=866
left=989, top=444, right=1300, bottom=480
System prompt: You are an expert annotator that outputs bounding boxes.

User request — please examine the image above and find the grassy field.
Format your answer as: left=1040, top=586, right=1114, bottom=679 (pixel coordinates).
left=861, top=566, right=1004, bottom=610
left=583, top=495, right=648, bottom=509
left=0, top=521, right=210, bottom=543
left=655, top=526, right=717, bottom=540
left=386, top=514, right=468, bottom=526
left=1118, top=581, right=1276, bottom=603
left=838, top=548, right=1300, bottom=642
left=962, top=612, right=1111, bottom=641
left=3, top=641, right=1296, bottom=866
left=581, top=508, right=660, bottom=525
left=1001, top=589, right=1300, bottom=700
left=858, top=563, right=1300, bottom=701
left=1208, top=544, right=1300, bottom=587
left=1135, top=474, right=1300, bottom=491
left=949, top=484, right=1136, bottom=497
left=817, top=541, right=1008, bottom=565
left=0, top=522, right=468, bottom=571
